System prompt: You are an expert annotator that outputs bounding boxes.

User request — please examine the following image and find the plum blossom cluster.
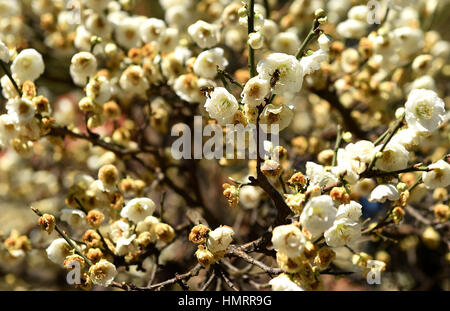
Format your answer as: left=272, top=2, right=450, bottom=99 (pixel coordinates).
left=40, top=164, right=175, bottom=288
left=0, top=0, right=448, bottom=292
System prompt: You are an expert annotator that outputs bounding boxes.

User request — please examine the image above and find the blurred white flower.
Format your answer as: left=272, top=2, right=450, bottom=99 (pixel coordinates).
left=115, top=234, right=137, bottom=256
left=271, top=224, right=306, bottom=258
left=115, top=17, right=143, bottom=49
left=194, top=48, right=228, bottom=79
left=70, top=52, right=97, bottom=86
left=306, top=162, right=339, bottom=188
left=269, top=274, right=304, bottom=291
left=46, top=238, right=72, bottom=266
left=271, top=32, right=300, bottom=55
left=336, top=19, right=366, bottom=39
left=110, top=220, right=131, bottom=243
left=6, top=97, right=35, bottom=125
left=368, top=184, right=400, bottom=203
left=259, top=104, right=294, bottom=132
left=422, top=160, right=450, bottom=189
left=11, top=49, right=45, bottom=84
left=86, top=76, right=112, bottom=104
left=248, top=32, right=264, bottom=50
left=300, top=49, right=327, bottom=76
left=0, top=39, right=9, bottom=63
left=188, top=20, right=219, bottom=49
left=121, top=198, right=156, bottom=223
left=140, top=18, right=167, bottom=43
left=119, top=65, right=149, bottom=97
left=60, top=208, right=87, bottom=228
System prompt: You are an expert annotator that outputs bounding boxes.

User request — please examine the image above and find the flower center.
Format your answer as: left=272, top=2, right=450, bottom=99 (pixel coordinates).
left=415, top=102, right=433, bottom=119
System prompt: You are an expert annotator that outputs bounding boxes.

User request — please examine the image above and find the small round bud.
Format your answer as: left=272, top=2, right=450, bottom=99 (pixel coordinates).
left=248, top=32, right=264, bottom=49
left=433, top=203, right=449, bottom=222
left=154, top=223, right=175, bottom=243
left=422, top=226, right=441, bottom=249
left=342, top=132, right=352, bottom=142
left=314, top=8, right=327, bottom=19
left=222, top=183, right=240, bottom=208
left=238, top=7, right=247, bottom=18
left=195, top=245, right=215, bottom=267
left=395, top=107, right=405, bottom=119
left=391, top=206, right=405, bottom=224
left=86, top=248, right=104, bottom=263
left=396, top=182, right=408, bottom=192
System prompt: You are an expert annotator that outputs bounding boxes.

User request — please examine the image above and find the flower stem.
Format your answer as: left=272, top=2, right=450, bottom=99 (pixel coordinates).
left=31, top=206, right=93, bottom=266
left=366, top=113, right=405, bottom=172
left=332, top=125, right=343, bottom=166
left=295, top=19, right=320, bottom=60
left=247, top=0, right=257, bottom=78
left=0, top=61, right=22, bottom=97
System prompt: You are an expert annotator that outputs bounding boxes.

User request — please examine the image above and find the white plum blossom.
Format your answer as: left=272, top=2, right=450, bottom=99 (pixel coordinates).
left=238, top=185, right=262, bottom=209
left=120, top=198, right=156, bottom=223
left=248, top=32, right=264, bottom=50
left=269, top=274, right=304, bottom=291
left=110, top=220, right=131, bottom=243
left=300, top=195, right=337, bottom=237
left=271, top=32, right=300, bottom=55
left=86, top=76, right=112, bottom=104
left=390, top=128, right=422, bottom=149
left=422, top=160, right=450, bottom=189
left=207, top=226, right=234, bottom=253
left=324, top=217, right=361, bottom=247
left=204, top=87, right=239, bottom=125
left=5, top=98, right=35, bottom=125
left=115, top=17, right=143, bottom=49
left=60, top=208, right=87, bottom=228
left=256, top=53, right=303, bottom=95
left=139, top=18, right=167, bottom=43
left=119, top=65, right=149, bottom=97
left=46, top=238, right=73, bottom=266
left=89, top=259, right=117, bottom=287
left=368, top=184, right=400, bottom=203
left=306, top=162, right=339, bottom=188
left=336, top=19, right=367, bottom=39
left=271, top=224, right=306, bottom=258
left=300, top=49, right=327, bottom=76
left=373, top=143, right=409, bottom=172
left=318, top=34, right=332, bottom=52
left=115, top=234, right=137, bottom=256
left=188, top=20, right=220, bottom=49
left=241, top=76, right=270, bottom=107
left=70, top=52, right=97, bottom=86
left=336, top=201, right=362, bottom=221
left=11, top=49, right=45, bottom=84
left=193, top=48, right=228, bottom=79
left=404, top=89, right=445, bottom=133
left=259, top=104, right=294, bottom=132
left=0, top=40, right=9, bottom=63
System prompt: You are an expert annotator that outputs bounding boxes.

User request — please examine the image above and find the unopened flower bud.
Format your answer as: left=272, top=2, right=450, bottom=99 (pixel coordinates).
left=422, top=226, right=441, bottom=249
left=155, top=223, right=175, bottom=243
left=222, top=183, right=240, bottom=208
left=195, top=245, right=215, bottom=267
left=433, top=203, right=449, bottom=222
left=391, top=206, right=405, bottom=224
left=86, top=210, right=105, bottom=228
